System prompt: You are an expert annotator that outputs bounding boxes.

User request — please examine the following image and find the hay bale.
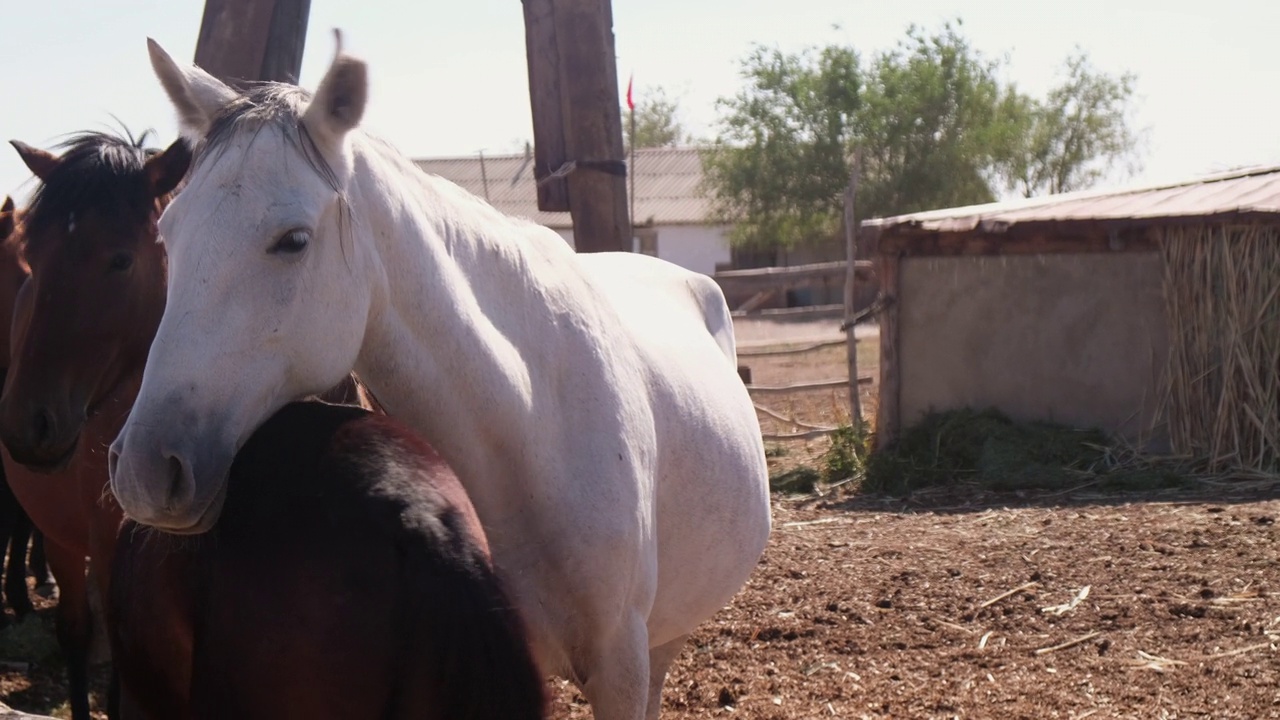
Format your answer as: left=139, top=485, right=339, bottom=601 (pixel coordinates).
left=865, top=408, right=1110, bottom=494
left=1161, top=224, right=1280, bottom=473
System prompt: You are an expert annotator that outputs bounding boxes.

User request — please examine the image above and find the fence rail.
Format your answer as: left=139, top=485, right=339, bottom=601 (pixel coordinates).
left=716, top=260, right=876, bottom=319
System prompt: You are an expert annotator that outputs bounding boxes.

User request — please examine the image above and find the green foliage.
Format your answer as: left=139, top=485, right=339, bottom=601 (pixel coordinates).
left=995, top=51, right=1143, bottom=197
left=769, top=466, right=821, bottom=495
left=864, top=407, right=1187, bottom=496
left=703, top=44, right=861, bottom=250
left=704, top=20, right=1145, bottom=249
left=821, top=420, right=873, bottom=485
left=624, top=86, right=692, bottom=152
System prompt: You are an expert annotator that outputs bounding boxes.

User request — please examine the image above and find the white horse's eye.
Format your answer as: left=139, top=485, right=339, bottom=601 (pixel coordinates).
left=269, top=229, right=311, bottom=255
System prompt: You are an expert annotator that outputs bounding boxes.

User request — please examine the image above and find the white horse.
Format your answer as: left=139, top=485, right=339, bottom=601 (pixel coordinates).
left=108, top=32, right=771, bottom=719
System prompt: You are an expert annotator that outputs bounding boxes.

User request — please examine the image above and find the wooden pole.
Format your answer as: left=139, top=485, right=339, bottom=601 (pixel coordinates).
left=194, top=0, right=311, bottom=85
left=843, top=153, right=863, bottom=425
left=629, top=104, right=636, bottom=246
left=522, top=0, right=571, bottom=212
left=551, top=0, right=631, bottom=253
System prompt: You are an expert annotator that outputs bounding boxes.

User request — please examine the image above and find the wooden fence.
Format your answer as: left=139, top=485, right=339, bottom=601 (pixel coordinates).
left=738, top=338, right=874, bottom=442
left=714, top=260, right=875, bottom=319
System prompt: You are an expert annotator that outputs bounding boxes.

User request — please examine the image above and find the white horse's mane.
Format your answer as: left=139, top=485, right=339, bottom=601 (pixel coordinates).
left=193, top=83, right=549, bottom=240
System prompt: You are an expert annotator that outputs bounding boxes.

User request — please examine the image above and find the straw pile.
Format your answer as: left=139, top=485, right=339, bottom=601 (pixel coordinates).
left=1161, top=224, right=1280, bottom=472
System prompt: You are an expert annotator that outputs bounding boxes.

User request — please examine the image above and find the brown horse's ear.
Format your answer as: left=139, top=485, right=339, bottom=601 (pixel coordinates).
left=0, top=197, right=13, bottom=240
left=144, top=138, right=192, bottom=198
left=10, top=141, right=60, bottom=181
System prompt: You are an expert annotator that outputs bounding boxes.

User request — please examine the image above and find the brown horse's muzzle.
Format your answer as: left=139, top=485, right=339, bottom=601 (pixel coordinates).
left=0, top=397, right=83, bottom=473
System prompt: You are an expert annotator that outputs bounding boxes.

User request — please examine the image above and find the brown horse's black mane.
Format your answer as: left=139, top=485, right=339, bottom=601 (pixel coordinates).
left=22, top=129, right=167, bottom=250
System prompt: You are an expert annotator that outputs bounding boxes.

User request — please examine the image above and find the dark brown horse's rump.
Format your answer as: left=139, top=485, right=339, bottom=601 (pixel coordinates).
left=110, top=401, right=546, bottom=719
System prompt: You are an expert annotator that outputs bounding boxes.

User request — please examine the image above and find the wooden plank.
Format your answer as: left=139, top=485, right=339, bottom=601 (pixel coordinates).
left=875, top=246, right=901, bottom=450
left=753, top=403, right=835, bottom=431
left=762, top=428, right=840, bottom=442
left=734, top=288, right=779, bottom=314
left=731, top=304, right=844, bottom=320
left=552, top=0, right=630, bottom=252
left=259, top=0, right=311, bottom=83
left=843, top=154, right=862, bottom=423
left=716, top=261, right=875, bottom=298
left=738, top=338, right=846, bottom=357
left=194, top=0, right=275, bottom=84
left=716, top=259, right=874, bottom=280
left=521, top=0, right=570, bottom=211
left=746, top=377, right=873, bottom=395
left=194, top=0, right=310, bottom=85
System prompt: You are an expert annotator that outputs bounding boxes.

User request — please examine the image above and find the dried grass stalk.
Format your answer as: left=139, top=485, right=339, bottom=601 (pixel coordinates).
left=1161, top=224, right=1280, bottom=473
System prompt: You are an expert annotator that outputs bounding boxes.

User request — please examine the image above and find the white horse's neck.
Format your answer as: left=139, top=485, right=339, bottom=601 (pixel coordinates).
left=346, top=136, right=595, bottom=500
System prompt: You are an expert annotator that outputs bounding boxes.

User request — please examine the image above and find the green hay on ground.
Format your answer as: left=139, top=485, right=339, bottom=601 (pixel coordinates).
left=861, top=407, right=1189, bottom=496
left=769, top=467, right=821, bottom=495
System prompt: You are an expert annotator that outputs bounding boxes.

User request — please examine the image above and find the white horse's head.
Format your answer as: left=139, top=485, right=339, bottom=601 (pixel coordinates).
left=110, top=32, right=378, bottom=532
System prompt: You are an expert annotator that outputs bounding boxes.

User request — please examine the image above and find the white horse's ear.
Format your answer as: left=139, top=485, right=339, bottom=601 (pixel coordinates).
left=147, top=37, right=239, bottom=140
left=302, top=30, right=367, bottom=149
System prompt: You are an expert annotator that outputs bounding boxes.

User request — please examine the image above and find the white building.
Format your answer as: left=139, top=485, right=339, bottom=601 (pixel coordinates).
left=414, top=147, right=733, bottom=276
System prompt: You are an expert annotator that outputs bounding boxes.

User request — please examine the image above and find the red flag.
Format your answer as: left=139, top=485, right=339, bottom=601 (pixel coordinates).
left=626, top=74, right=634, bottom=111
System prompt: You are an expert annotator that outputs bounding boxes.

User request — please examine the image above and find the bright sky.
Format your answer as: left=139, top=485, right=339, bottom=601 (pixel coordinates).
left=2, top=0, right=1277, bottom=203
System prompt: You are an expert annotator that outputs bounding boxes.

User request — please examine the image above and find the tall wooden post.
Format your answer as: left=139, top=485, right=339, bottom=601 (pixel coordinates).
left=843, top=154, right=863, bottom=425
left=194, top=0, right=312, bottom=85
left=523, top=0, right=631, bottom=253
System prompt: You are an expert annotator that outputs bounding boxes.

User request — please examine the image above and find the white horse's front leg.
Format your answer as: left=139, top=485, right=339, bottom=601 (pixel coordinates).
left=578, top=611, right=651, bottom=720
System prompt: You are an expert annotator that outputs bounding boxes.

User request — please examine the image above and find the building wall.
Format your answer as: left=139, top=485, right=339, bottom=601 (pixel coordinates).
left=556, top=224, right=732, bottom=276
left=897, top=251, right=1169, bottom=448
left=655, top=224, right=733, bottom=276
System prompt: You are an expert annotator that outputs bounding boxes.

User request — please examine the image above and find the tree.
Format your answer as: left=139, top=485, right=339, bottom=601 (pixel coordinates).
left=624, top=86, right=691, bottom=151
left=995, top=52, right=1143, bottom=197
left=701, top=44, right=861, bottom=249
left=855, top=22, right=1007, bottom=217
left=703, top=20, right=1144, bottom=249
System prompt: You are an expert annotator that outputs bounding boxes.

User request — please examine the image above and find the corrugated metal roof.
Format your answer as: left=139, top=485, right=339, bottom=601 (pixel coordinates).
left=413, top=147, right=713, bottom=230
left=863, top=164, right=1280, bottom=233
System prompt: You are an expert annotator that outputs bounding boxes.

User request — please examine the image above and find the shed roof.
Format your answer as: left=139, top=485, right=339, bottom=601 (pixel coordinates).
left=863, top=164, right=1280, bottom=235
left=413, top=146, right=714, bottom=230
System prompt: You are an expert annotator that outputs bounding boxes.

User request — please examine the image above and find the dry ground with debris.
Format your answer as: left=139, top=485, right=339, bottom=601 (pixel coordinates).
left=548, top=489, right=1280, bottom=719
left=2, top=319, right=1278, bottom=718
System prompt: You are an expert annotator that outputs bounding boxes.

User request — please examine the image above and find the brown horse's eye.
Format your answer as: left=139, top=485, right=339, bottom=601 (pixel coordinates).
left=108, top=252, right=134, bottom=273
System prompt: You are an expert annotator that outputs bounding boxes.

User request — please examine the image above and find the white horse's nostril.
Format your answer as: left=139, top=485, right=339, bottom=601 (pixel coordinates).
left=165, top=454, right=188, bottom=509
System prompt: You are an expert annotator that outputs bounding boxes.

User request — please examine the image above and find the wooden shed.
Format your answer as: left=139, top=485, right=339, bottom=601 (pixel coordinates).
left=863, top=165, right=1280, bottom=472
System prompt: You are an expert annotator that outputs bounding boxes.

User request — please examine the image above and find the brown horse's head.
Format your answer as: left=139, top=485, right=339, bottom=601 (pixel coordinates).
left=0, top=131, right=190, bottom=472
left=0, top=196, right=30, bottom=371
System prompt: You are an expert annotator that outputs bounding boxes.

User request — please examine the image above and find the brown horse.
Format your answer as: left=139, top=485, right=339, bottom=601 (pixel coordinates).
left=0, top=197, right=50, bottom=624
left=0, top=131, right=384, bottom=719
left=111, top=401, right=546, bottom=719
left=0, top=131, right=188, bottom=720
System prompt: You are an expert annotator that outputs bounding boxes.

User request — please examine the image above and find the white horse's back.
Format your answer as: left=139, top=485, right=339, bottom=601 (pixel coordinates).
left=573, top=251, right=738, bottom=364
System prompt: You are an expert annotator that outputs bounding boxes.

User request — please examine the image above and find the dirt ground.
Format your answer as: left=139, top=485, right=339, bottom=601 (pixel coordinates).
left=2, top=318, right=1278, bottom=718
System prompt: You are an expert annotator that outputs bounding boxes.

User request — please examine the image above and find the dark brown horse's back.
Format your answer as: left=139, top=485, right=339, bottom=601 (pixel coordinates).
left=112, top=402, right=545, bottom=719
